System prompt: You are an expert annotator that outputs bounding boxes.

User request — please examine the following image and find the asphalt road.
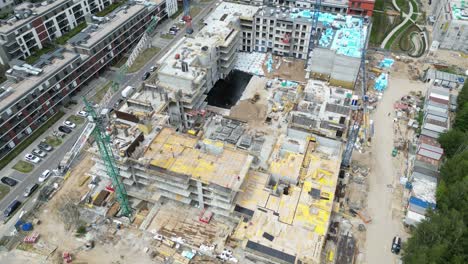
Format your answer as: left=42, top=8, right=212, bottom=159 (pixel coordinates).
left=0, top=1, right=218, bottom=231
left=0, top=122, right=87, bottom=220
left=105, top=0, right=220, bottom=109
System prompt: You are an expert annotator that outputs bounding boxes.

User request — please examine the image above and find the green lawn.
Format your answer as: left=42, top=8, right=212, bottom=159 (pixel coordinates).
left=67, top=115, right=85, bottom=125
left=0, top=185, right=10, bottom=201
left=370, top=0, right=400, bottom=46
left=94, top=82, right=112, bottom=103
left=44, top=136, right=62, bottom=147
left=191, top=6, right=202, bottom=18
left=127, top=47, right=161, bottom=73
left=0, top=111, right=65, bottom=170
left=13, top=160, right=34, bottom=173
left=113, top=56, right=128, bottom=68
left=25, top=43, right=57, bottom=65
left=96, top=1, right=125, bottom=17
left=55, top=22, right=88, bottom=45
left=160, top=33, right=175, bottom=39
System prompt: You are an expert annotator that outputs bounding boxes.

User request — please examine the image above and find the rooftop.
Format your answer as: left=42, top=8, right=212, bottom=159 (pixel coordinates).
left=0, top=50, right=79, bottom=112
left=0, top=0, right=70, bottom=34
left=258, top=6, right=367, bottom=58
left=449, top=0, right=468, bottom=21
left=68, top=4, right=146, bottom=49
left=144, top=127, right=253, bottom=190
left=157, top=2, right=259, bottom=88
left=233, top=132, right=342, bottom=263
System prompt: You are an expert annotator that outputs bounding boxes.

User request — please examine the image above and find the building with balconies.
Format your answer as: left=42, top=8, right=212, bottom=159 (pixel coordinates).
left=0, top=0, right=118, bottom=65
left=0, top=2, right=165, bottom=159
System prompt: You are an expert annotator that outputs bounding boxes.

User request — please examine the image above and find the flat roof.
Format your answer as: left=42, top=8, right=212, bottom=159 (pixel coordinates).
left=0, top=0, right=71, bottom=34
left=68, top=4, right=146, bottom=49
left=233, top=134, right=341, bottom=263
left=144, top=127, right=253, bottom=190
left=258, top=7, right=367, bottom=58
left=450, top=0, right=468, bottom=21
left=157, top=2, right=259, bottom=85
left=0, top=51, right=79, bottom=112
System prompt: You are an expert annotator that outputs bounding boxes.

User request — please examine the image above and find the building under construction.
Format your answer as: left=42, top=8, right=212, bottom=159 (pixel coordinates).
left=82, top=2, right=363, bottom=263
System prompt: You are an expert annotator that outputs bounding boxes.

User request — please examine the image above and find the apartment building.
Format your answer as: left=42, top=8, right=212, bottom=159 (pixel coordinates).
left=268, top=0, right=349, bottom=14
left=431, top=0, right=468, bottom=52
left=348, top=0, right=375, bottom=17
left=253, top=6, right=313, bottom=59
left=0, top=0, right=14, bottom=10
left=163, top=0, right=178, bottom=17
left=0, top=0, right=119, bottom=65
left=156, top=2, right=260, bottom=129
left=0, top=2, right=164, bottom=158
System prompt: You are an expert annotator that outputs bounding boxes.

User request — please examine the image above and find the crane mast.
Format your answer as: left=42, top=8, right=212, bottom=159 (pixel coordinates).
left=84, top=98, right=131, bottom=216
left=341, top=20, right=369, bottom=168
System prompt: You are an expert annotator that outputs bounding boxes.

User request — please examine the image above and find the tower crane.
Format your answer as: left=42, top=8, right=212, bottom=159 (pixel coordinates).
left=183, top=0, right=194, bottom=34
left=84, top=98, right=132, bottom=216
left=82, top=12, right=161, bottom=217
left=104, top=15, right=160, bottom=104
left=306, top=0, right=322, bottom=64
left=341, top=20, right=369, bottom=168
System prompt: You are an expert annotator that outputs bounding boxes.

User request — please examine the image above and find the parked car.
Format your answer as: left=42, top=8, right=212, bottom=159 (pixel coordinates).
left=179, top=19, right=186, bottom=24
left=1, top=177, right=18, bottom=187
left=4, top=200, right=21, bottom=217
left=170, top=26, right=179, bottom=31
left=63, top=120, right=76, bottom=128
left=38, top=170, right=51, bottom=182
left=169, top=30, right=177, bottom=35
left=142, top=72, right=151, bottom=81
left=25, top=154, right=41, bottom=163
left=24, top=183, right=39, bottom=197
left=150, top=65, right=157, bottom=72
left=58, top=126, right=72, bottom=134
left=38, top=142, right=53, bottom=152
left=391, top=236, right=401, bottom=254
left=77, top=110, right=88, bottom=117
left=32, top=148, right=47, bottom=158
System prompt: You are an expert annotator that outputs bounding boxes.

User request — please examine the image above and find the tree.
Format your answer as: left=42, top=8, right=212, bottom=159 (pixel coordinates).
left=439, top=150, right=468, bottom=185
left=438, top=129, right=468, bottom=158
left=453, top=104, right=468, bottom=132
left=402, top=210, right=467, bottom=264
left=457, top=82, right=468, bottom=109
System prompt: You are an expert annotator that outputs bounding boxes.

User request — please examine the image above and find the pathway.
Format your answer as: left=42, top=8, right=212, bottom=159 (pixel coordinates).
left=363, top=76, right=425, bottom=263
left=380, top=1, right=414, bottom=49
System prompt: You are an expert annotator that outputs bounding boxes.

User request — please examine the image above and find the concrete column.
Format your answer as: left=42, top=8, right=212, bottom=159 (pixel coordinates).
left=196, top=181, right=204, bottom=208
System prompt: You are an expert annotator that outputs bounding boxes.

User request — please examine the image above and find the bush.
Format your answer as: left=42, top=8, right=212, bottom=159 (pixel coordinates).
left=76, top=225, right=87, bottom=235
left=24, top=43, right=57, bottom=65
left=96, top=1, right=125, bottom=17
left=55, top=22, right=88, bottom=45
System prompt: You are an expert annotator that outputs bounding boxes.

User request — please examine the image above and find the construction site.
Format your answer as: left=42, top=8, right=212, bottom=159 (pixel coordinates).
left=4, top=0, right=457, bottom=264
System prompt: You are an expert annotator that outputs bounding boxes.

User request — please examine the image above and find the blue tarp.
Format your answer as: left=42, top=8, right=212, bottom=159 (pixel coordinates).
left=182, top=250, right=195, bottom=260
left=265, top=54, right=273, bottom=73
left=22, top=222, right=33, bottom=231
left=374, top=73, right=388, bottom=91
left=379, top=58, right=395, bottom=68
left=409, top=196, right=436, bottom=209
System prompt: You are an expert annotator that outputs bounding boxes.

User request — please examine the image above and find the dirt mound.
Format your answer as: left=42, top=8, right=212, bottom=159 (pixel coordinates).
left=230, top=100, right=267, bottom=123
